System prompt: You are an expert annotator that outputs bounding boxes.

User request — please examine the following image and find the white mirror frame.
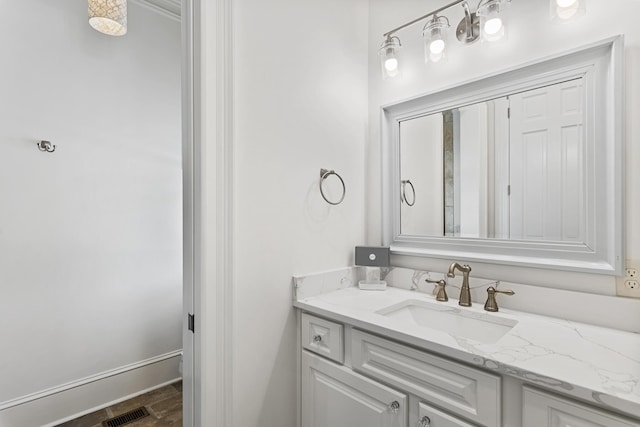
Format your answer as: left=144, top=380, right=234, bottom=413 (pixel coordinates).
left=381, top=36, right=624, bottom=275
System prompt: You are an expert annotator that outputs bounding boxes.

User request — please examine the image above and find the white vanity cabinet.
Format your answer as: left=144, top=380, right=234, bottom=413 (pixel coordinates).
left=300, top=313, right=499, bottom=427
left=522, top=386, right=640, bottom=427
left=298, top=312, right=640, bottom=427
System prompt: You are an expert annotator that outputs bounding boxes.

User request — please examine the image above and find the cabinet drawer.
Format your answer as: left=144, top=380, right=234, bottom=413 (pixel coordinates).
left=411, top=397, right=478, bottom=427
left=301, top=313, right=344, bottom=363
left=351, top=329, right=500, bottom=426
left=523, top=386, right=640, bottom=427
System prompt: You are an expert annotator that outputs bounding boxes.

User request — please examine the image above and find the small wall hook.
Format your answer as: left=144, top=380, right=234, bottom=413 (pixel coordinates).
left=37, top=140, right=56, bottom=153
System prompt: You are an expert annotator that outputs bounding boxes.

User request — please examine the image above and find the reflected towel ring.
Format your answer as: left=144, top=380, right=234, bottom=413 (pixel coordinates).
left=401, top=180, right=415, bottom=206
left=319, top=168, right=346, bottom=205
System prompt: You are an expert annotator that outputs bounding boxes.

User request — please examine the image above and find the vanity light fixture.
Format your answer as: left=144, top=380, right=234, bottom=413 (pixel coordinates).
left=423, top=15, right=450, bottom=64
left=88, top=0, right=127, bottom=36
left=550, top=0, right=585, bottom=21
left=378, top=0, right=518, bottom=78
left=379, top=35, right=402, bottom=79
left=476, top=0, right=510, bottom=42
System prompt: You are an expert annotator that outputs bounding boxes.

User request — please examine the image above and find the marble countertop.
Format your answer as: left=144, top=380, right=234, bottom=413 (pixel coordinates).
left=294, top=286, right=640, bottom=419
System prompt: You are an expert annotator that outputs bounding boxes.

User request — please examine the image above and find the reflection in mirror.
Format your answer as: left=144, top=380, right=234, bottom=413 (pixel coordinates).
left=400, top=78, right=584, bottom=244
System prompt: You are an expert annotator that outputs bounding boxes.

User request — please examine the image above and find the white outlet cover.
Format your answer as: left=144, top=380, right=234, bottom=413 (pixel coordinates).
left=616, top=260, right=640, bottom=298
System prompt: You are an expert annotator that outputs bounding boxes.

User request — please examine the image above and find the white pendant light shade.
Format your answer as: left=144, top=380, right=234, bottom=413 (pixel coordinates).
left=477, top=0, right=510, bottom=42
left=423, top=15, right=450, bottom=64
left=378, top=36, right=402, bottom=79
left=550, top=0, right=585, bottom=21
left=89, top=0, right=127, bottom=36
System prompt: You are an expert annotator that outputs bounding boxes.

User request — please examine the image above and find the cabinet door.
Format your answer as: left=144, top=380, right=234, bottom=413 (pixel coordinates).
left=302, top=351, right=407, bottom=427
left=523, top=386, right=640, bottom=427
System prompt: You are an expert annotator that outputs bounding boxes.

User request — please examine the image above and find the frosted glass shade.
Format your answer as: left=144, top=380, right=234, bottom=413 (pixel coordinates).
left=378, top=36, right=402, bottom=80
left=477, top=0, right=510, bottom=42
left=550, top=0, right=586, bottom=21
left=422, top=16, right=450, bottom=65
left=89, top=0, right=127, bottom=36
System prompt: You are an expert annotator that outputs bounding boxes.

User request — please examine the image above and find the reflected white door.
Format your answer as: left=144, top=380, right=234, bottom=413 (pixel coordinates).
left=509, top=79, right=585, bottom=242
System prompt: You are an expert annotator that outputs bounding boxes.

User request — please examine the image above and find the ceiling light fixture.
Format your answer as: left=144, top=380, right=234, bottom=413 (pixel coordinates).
left=88, top=0, right=127, bottom=36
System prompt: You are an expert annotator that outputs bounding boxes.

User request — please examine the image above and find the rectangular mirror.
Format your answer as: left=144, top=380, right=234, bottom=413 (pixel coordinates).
left=382, top=37, right=624, bottom=274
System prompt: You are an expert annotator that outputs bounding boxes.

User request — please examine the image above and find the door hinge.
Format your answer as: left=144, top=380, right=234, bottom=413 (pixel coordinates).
left=507, top=107, right=511, bottom=119
left=188, top=313, right=195, bottom=333
left=507, top=185, right=511, bottom=196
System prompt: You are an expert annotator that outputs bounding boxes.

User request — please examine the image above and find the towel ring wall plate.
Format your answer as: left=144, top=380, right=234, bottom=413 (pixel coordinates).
left=319, top=168, right=346, bottom=205
left=37, top=140, right=56, bottom=153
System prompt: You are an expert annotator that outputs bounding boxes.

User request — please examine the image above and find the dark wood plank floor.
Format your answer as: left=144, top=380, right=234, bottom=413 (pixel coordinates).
left=56, top=381, right=182, bottom=427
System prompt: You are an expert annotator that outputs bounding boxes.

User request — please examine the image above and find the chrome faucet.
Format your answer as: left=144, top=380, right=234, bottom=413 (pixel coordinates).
left=447, top=262, right=472, bottom=307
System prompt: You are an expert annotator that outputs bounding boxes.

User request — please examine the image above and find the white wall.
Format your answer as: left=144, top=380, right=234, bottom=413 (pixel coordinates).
left=368, top=0, right=640, bottom=296
left=0, top=1, right=182, bottom=424
left=232, top=0, right=368, bottom=425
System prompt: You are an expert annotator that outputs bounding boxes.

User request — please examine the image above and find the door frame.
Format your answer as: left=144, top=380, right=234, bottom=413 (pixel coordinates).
left=182, top=0, right=234, bottom=425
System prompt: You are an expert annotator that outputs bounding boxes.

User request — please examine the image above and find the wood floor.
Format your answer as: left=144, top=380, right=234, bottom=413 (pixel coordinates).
left=56, top=381, right=182, bottom=427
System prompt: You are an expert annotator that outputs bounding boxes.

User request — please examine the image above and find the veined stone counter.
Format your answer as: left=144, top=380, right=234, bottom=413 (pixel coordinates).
left=293, top=267, right=640, bottom=420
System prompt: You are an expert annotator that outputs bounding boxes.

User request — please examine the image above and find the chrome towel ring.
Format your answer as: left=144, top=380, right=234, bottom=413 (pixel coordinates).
left=319, top=168, right=346, bottom=205
left=401, top=179, right=415, bottom=206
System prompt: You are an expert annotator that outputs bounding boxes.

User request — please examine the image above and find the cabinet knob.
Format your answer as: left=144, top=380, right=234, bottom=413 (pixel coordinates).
left=419, top=415, right=431, bottom=426
left=389, top=400, right=400, bottom=414
left=313, top=335, right=322, bottom=343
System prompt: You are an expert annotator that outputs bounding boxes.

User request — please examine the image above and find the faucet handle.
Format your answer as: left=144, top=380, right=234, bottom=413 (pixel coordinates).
left=426, top=279, right=448, bottom=302
left=484, top=286, right=514, bottom=312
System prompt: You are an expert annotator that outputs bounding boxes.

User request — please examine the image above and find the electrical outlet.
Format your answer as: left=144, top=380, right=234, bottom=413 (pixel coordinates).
left=616, top=260, right=640, bottom=298
left=625, top=280, right=639, bottom=290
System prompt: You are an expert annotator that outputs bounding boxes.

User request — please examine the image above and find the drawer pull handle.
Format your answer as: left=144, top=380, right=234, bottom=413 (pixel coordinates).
left=419, top=415, right=431, bottom=427
left=389, top=400, right=400, bottom=414
left=313, top=335, right=322, bottom=343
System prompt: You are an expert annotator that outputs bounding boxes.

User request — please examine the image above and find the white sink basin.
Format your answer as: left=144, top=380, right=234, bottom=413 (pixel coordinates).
left=376, top=299, right=518, bottom=344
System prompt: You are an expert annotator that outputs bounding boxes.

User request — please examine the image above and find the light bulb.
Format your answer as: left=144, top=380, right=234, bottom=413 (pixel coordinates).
left=384, top=57, right=398, bottom=72
left=429, top=39, right=445, bottom=55
left=484, top=17, right=503, bottom=35
left=556, top=0, right=577, bottom=7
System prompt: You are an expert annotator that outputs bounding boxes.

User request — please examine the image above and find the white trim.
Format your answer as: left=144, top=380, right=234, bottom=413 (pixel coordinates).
left=186, top=0, right=234, bottom=426
left=42, top=377, right=181, bottom=427
left=181, top=0, right=195, bottom=426
left=130, top=0, right=181, bottom=20
left=0, top=350, right=182, bottom=411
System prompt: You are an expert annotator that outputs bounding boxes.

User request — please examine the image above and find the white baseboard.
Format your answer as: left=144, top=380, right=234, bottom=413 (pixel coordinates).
left=0, top=350, right=182, bottom=427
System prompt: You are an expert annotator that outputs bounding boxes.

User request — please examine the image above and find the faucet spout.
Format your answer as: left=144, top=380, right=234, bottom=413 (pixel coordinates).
left=447, top=262, right=472, bottom=307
